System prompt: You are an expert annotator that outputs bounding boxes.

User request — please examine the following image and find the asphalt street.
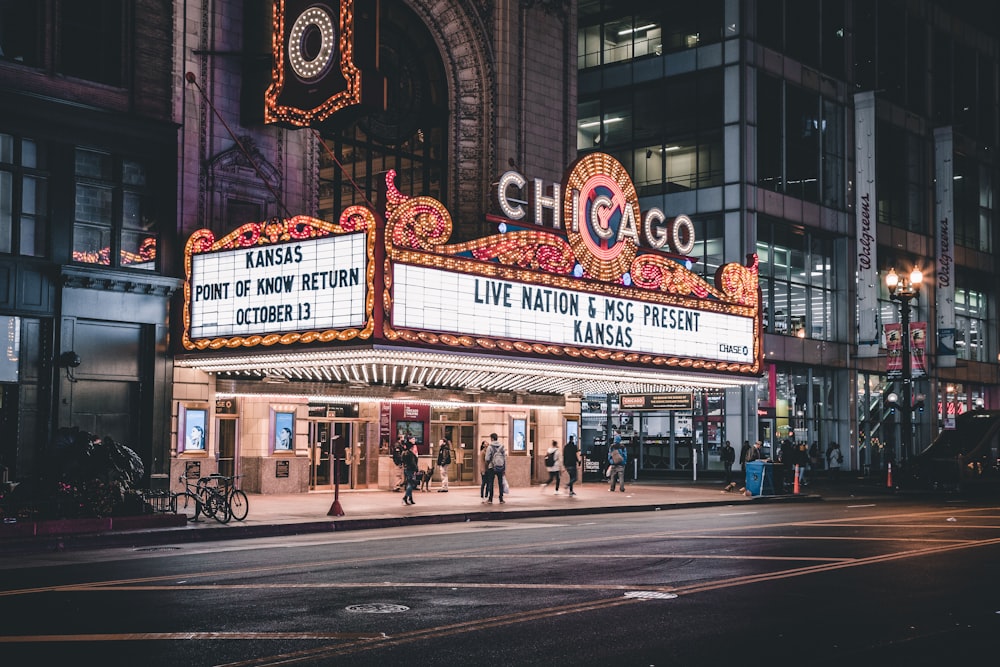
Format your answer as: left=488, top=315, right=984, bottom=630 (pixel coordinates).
left=2, top=490, right=999, bottom=666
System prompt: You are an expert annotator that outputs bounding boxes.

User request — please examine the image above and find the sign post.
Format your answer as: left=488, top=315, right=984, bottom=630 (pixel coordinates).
left=327, top=435, right=345, bottom=516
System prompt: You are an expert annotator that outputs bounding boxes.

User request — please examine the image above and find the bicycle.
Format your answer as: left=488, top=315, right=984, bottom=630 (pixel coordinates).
left=171, top=476, right=205, bottom=521
left=201, top=474, right=249, bottom=522
left=223, top=475, right=249, bottom=521
left=195, top=475, right=232, bottom=523
left=172, top=475, right=228, bottom=523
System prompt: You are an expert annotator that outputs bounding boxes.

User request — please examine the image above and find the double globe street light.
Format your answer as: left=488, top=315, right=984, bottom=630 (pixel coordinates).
left=885, top=266, right=923, bottom=463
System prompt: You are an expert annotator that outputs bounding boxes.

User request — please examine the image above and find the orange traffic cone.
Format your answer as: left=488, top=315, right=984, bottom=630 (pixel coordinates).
left=886, top=462, right=893, bottom=488
left=793, top=465, right=800, bottom=494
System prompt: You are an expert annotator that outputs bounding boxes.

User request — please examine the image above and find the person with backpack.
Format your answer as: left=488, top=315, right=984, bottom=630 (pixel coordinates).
left=608, top=435, right=627, bottom=492
left=563, top=435, right=579, bottom=496
left=485, top=432, right=507, bottom=504
left=541, top=440, right=562, bottom=494
left=436, top=438, right=452, bottom=492
left=391, top=434, right=408, bottom=492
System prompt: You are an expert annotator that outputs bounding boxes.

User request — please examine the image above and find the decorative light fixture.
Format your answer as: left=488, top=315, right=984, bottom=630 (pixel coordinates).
left=885, top=265, right=923, bottom=463
left=58, top=351, right=81, bottom=383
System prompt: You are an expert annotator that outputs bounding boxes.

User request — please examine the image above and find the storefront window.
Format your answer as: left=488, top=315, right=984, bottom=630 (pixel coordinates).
left=770, top=365, right=845, bottom=469
left=581, top=389, right=731, bottom=474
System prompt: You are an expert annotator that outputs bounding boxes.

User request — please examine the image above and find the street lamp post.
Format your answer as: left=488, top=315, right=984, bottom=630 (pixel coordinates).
left=885, top=267, right=923, bottom=464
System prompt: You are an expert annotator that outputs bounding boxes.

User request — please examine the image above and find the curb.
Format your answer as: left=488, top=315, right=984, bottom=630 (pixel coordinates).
left=0, top=493, right=820, bottom=555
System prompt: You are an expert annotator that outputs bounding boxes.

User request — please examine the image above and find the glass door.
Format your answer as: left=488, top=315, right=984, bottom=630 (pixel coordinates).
left=216, top=418, right=238, bottom=479
left=429, top=421, right=476, bottom=485
left=309, top=421, right=332, bottom=490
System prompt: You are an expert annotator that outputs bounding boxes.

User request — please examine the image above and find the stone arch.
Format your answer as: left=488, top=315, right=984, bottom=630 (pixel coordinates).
left=401, top=0, right=496, bottom=225
left=203, top=135, right=284, bottom=236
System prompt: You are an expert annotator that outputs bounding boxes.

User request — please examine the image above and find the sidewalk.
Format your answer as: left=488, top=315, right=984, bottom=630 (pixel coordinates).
left=2, top=476, right=879, bottom=555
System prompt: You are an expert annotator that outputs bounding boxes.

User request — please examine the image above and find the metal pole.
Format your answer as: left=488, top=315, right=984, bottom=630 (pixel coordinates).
left=900, top=296, right=912, bottom=466
left=327, top=435, right=345, bottom=516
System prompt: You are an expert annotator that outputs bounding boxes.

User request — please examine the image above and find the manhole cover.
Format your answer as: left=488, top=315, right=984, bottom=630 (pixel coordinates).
left=345, top=603, right=410, bottom=614
left=133, top=546, right=181, bottom=552
left=624, top=591, right=678, bottom=600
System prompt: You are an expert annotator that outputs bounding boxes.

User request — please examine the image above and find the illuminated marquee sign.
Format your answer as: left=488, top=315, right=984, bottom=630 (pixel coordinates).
left=182, top=211, right=376, bottom=350
left=619, top=393, right=694, bottom=411
left=393, top=265, right=754, bottom=364
left=264, top=0, right=382, bottom=127
left=382, top=152, right=763, bottom=377
left=496, top=156, right=696, bottom=280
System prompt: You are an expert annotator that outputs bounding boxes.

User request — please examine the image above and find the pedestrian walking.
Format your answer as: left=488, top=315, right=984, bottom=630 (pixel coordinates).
left=721, top=440, right=736, bottom=484
left=541, top=440, right=562, bottom=494
left=485, top=433, right=507, bottom=504
left=479, top=440, right=490, bottom=499
left=608, top=435, right=627, bottom=492
left=563, top=435, right=579, bottom=496
left=401, top=441, right=419, bottom=506
left=739, top=439, right=752, bottom=473
left=436, top=438, right=452, bottom=492
left=795, top=441, right=809, bottom=487
left=827, top=442, right=843, bottom=479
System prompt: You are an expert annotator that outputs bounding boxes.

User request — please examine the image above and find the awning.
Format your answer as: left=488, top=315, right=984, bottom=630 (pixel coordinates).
left=176, top=346, right=759, bottom=396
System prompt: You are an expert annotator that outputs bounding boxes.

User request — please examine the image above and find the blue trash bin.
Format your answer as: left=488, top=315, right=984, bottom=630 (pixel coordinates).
left=745, top=461, right=782, bottom=496
left=745, top=460, right=765, bottom=496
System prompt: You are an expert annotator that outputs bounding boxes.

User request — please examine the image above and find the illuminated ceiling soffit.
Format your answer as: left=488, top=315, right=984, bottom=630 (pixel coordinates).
left=175, top=347, right=758, bottom=395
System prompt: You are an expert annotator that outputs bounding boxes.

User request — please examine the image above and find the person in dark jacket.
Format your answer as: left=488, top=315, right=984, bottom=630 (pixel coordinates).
left=721, top=440, right=736, bottom=484
left=563, top=436, right=580, bottom=496
left=401, top=442, right=419, bottom=506
left=479, top=441, right=489, bottom=499
left=739, top=440, right=752, bottom=472
left=436, top=438, right=452, bottom=492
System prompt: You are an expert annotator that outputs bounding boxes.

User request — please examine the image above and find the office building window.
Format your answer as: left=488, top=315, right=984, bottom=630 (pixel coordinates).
left=579, top=70, right=723, bottom=192
left=757, top=220, right=836, bottom=341
left=954, top=286, right=989, bottom=363
left=72, top=148, right=157, bottom=270
left=756, top=74, right=845, bottom=209
left=0, top=133, right=48, bottom=257
left=756, top=0, right=845, bottom=79
left=953, top=153, right=994, bottom=253
left=578, top=0, right=724, bottom=70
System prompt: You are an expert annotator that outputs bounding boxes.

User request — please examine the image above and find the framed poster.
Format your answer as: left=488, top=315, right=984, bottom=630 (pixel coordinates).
left=178, top=405, right=207, bottom=453
left=272, top=410, right=295, bottom=452
left=565, top=419, right=579, bottom=447
left=511, top=417, right=527, bottom=452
